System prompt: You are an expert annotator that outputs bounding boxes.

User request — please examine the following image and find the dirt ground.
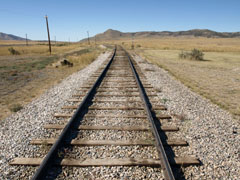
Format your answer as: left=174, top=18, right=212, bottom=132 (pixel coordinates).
left=0, top=44, right=105, bottom=120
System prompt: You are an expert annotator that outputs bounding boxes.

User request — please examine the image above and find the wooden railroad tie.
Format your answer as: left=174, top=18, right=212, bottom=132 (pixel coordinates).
left=43, top=124, right=179, bottom=131
left=61, top=105, right=167, bottom=111
left=100, top=80, right=148, bottom=83
left=30, top=139, right=187, bottom=146
left=72, top=94, right=156, bottom=97
left=77, top=89, right=153, bottom=92
left=10, top=157, right=200, bottom=166
left=100, top=82, right=152, bottom=85
left=91, top=75, right=134, bottom=78
left=54, top=113, right=172, bottom=119
left=88, top=79, right=149, bottom=82
left=67, top=99, right=160, bottom=104
left=80, top=86, right=154, bottom=88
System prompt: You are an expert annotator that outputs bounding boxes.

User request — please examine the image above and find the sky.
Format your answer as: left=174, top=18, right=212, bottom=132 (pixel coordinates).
left=0, top=0, right=239, bottom=41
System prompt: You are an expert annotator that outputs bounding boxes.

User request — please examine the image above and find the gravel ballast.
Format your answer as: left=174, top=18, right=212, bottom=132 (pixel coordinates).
left=133, top=54, right=240, bottom=180
left=1, top=49, right=239, bottom=179
left=0, top=52, right=111, bottom=179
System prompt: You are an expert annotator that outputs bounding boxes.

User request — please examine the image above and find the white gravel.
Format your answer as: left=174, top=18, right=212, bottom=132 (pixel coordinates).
left=64, top=145, right=158, bottom=159
left=0, top=51, right=111, bottom=179
left=133, top=53, right=240, bottom=180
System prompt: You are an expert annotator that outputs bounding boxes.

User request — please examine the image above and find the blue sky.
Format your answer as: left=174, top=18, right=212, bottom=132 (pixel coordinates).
left=0, top=0, right=239, bottom=41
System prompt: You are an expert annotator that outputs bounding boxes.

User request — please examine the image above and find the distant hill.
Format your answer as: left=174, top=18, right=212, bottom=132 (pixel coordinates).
left=81, top=29, right=240, bottom=42
left=0, top=32, right=27, bottom=41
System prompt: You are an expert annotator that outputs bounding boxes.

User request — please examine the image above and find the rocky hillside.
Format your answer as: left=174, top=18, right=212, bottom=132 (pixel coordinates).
left=0, top=32, right=26, bottom=40
left=82, top=29, right=240, bottom=42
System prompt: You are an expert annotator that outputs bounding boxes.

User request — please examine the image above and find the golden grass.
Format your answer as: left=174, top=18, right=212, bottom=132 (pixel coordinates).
left=137, top=49, right=240, bottom=117
left=0, top=43, right=87, bottom=56
left=96, top=38, right=240, bottom=118
left=0, top=45, right=104, bottom=120
left=67, top=52, right=98, bottom=67
left=105, top=37, right=240, bottom=118
left=100, top=37, right=240, bottom=52
left=0, top=40, right=28, bottom=45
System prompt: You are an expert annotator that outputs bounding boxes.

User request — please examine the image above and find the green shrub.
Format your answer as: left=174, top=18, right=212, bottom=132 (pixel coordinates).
left=179, top=49, right=204, bottom=60
left=8, top=47, right=20, bottom=55
left=191, top=48, right=204, bottom=60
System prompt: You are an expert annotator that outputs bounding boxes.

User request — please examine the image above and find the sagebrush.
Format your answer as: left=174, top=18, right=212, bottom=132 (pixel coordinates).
left=8, top=47, right=20, bottom=55
left=179, top=49, right=204, bottom=60
left=10, top=104, right=23, bottom=112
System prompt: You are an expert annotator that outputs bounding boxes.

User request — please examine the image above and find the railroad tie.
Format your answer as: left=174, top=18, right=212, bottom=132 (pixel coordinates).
left=43, top=124, right=179, bottom=131
left=10, top=157, right=200, bottom=166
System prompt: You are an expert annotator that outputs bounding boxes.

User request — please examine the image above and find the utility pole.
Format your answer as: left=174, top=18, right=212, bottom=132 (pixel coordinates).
left=95, top=36, right=96, bottom=46
left=54, top=36, right=56, bottom=45
left=131, top=34, right=134, bottom=49
left=45, top=15, right=52, bottom=54
left=68, top=37, right=70, bottom=45
left=25, top=34, right=28, bottom=46
left=87, top=31, right=90, bottom=45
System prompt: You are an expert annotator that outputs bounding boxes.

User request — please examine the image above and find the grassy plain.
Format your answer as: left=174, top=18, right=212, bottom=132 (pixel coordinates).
left=0, top=41, right=106, bottom=120
left=0, top=41, right=88, bottom=56
left=115, top=37, right=240, bottom=118
left=117, top=37, right=240, bottom=52
left=1, top=37, right=239, bottom=120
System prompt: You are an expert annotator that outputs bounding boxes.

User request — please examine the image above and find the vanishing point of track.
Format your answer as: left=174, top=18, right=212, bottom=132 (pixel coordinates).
left=10, top=46, right=200, bottom=179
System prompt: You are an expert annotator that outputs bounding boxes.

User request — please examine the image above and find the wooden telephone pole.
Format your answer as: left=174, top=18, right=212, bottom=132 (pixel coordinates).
left=87, top=31, right=90, bottom=45
left=45, top=15, right=52, bottom=54
left=131, top=34, right=134, bottom=49
left=25, top=34, right=28, bottom=46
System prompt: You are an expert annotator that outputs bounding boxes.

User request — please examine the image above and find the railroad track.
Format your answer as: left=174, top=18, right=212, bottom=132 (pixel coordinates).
left=10, top=46, right=200, bottom=179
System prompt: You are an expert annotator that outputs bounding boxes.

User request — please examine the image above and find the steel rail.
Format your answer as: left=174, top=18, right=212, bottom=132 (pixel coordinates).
left=125, top=49, right=175, bottom=180
left=31, top=48, right=116, bottom=180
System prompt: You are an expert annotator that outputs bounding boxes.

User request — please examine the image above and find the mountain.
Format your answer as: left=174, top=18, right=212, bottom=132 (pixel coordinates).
left=81, top=29, right=240, bottom=42
left=0, top=32, right=27, bottom=41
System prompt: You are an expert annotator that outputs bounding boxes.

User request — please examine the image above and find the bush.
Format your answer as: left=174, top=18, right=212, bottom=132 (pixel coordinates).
left=10, top=104, right=23, bottom=112
left=131, top=44, right=134, bottom=49
left=179, top=51, right=188, bottom=59
left=179, top=49, right=204, bottom=60
left=8, top=47, right=20, bottom=55
left=191, top=48, right=204, bottom=60
left=55, top=43, right=67, bottom=47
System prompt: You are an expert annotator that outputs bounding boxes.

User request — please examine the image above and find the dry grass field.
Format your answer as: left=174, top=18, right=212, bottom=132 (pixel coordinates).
left=138, top=50, right=240, bottom=116
left=117, top=37, right=240, bottom=119
left=1, top=37, right=239, bottom=121
left=117, top=37, right=240, bottom=52
left=0, top=41, right=88, bottom=56
left=0, top=42, right=105, bottom=120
